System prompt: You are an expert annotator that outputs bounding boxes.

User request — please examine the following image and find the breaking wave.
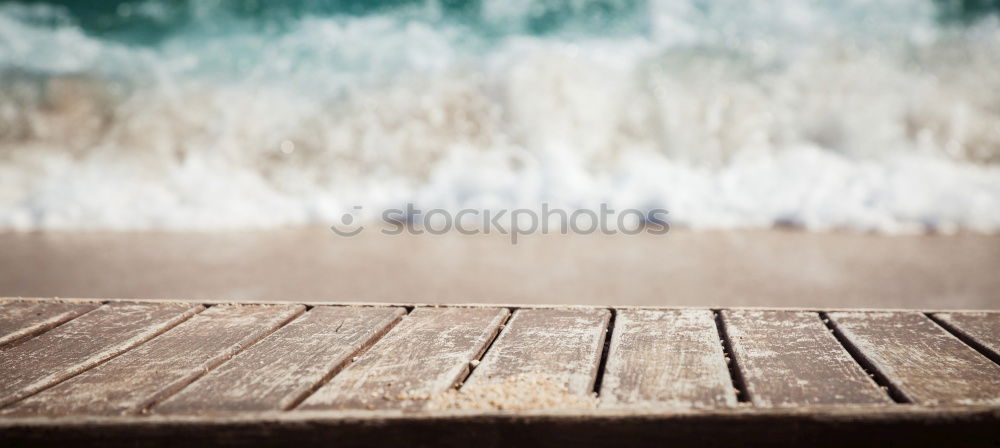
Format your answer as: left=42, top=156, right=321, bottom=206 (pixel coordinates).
left=1, top=0, right=999, bottom=232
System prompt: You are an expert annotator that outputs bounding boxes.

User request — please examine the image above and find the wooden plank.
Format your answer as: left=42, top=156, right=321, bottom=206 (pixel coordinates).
left=452, top=308, right=609, bottom=409
left=4, top=304, right=304, bottom=416
left=829, top=311, right=1000, bottom=405
left=932, top=312, right=1000, bottom=363
left=0, top=301, right=98, bottom=348
left=155, top=306, right=405, bottom=414
left=3, top=408, right=999, bottom=448
left=0, top=302, right=202, bottom=408
left=600, top=309, right=735, bottom=408
left=723, top=310, right=889, bottom=407
left=297, top=307, right=508, bottom=411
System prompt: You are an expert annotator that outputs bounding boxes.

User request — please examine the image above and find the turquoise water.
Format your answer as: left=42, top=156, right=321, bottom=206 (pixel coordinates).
left=8, top=0, right=1000, bottom=39
left=0, top=0, right=999, bottom=231
left=5, top=0, right=644, bottom=41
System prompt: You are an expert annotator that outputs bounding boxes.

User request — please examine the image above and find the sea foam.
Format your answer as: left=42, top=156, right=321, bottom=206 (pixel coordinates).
left=0, top=0, right=998, bottom=232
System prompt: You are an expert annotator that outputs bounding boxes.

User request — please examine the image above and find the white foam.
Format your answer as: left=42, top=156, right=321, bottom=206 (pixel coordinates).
left=0, top=1, right=999, bottom=232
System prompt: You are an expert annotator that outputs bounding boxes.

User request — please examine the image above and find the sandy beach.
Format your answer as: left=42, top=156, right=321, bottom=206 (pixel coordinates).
left=2, top=229, right=996, bottom=309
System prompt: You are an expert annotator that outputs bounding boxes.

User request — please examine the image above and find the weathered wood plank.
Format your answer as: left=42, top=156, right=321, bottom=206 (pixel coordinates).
left=155, top=306, right=405, bottom=414
left=600, top=309, right=735, bottom=408
left=453, top=308, right=609, bottom=408
left=3, top=304, right=304, bottom=416
left=932, top=312, right=1000, bottom=363
left=829, top=311, right=1000, bottom=405
left=0, top=301, right=98, bottom=348
left=297, top=307, right=509, bottom=411
left=3, top=408, right=1000, bottom=448
left=723, top=310, right=889, bottom=407
left=0, top=302, right=202, bottom=408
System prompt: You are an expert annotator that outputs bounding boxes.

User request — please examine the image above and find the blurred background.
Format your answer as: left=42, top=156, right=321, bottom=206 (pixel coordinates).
left=0, top=0, right=998, bottom=308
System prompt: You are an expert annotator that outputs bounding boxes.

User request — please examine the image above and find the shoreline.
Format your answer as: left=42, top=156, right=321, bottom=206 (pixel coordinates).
left=1, top=228, right=997, bottom=309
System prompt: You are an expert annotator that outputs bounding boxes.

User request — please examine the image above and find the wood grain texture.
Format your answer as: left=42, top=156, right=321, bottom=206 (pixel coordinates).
left=155, top=306, right=405, bottom=414
left=2, top=298, right=1000, bottom=444
left=600, top=309, right=735, bottom=408
left=2, top=408, right=999, bottom=448
left=3, top=304, right=304, bottom=416
left=0, top=302, right=202, bottom=408
left=829, top=312, right=1000, bottom=405
left=723, top=310, right=889, bottom=407
left=932, top=312, right=1000, bottom=363
left=297, top=307, right=509, bottom=411
left=0, top=301, right=97, bottom=348
left=463, top=308, right=609, bottom=395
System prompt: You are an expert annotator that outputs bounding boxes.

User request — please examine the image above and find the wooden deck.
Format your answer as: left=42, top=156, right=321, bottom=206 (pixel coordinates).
left=1, top=298, right=998, bottom=447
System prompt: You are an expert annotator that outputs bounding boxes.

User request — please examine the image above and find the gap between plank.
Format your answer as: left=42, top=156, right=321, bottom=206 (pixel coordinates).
left=282, top=306, right=412, bottom=411
left=713, top=310, right=751, bottom=404
left=925, top=313, right=1000, bottom=367
left=0, top=303, right=102, bottom=351
left=0, top=304, right=208, bottom=409
left=818, top=312, right=910, bottom=404
left=140, top=306, right=307, bottom=414
left=453, top=308, right=514, bottom=391
left=591, top=308, right=616, bottom=396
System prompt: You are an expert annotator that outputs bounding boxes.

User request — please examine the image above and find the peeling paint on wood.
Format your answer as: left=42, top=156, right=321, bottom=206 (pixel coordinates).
left=0, top=301, right=97, bottom=349
left=154, top=306, right=405, bottom=414
left=829, top=312, right=1000, bottom=406
left=3, top=304, right=303, bottom=416
left=296, top=307, right=508, bottom=411
left=600, top=309, right=736, bottom=409
left=723, top=310, right=890, bottom=407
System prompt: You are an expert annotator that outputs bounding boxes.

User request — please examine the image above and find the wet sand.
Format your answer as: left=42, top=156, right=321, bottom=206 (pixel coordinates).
left=0, top=228, right=997, bottom=309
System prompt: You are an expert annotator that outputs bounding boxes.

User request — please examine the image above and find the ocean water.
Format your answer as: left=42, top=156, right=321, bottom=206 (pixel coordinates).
left=0, top=0, right=999, bottom=232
